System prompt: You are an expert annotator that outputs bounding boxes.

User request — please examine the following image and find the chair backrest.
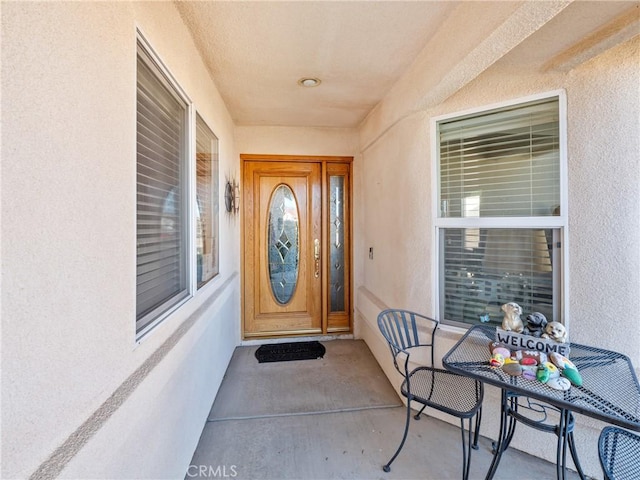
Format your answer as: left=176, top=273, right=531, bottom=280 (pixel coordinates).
left=377, top=309, right=439, bottom=374
left=599, top=426, right=640, bottom=480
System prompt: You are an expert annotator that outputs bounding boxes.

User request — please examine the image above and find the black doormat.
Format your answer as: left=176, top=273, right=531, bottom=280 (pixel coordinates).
left=255, top=341, right=326, bottom=363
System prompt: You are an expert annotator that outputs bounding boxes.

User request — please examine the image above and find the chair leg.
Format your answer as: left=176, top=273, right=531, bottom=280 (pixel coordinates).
left=383, top=399, right=413, bottom=472
left=414, top=404, right=427, bottom=420
left=460, top=417, right=474, bottom=480
left=472, top=407, right=482, bottom=450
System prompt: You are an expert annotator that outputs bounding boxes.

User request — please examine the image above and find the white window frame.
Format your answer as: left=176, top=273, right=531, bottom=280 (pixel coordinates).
left=431, top=90, right=569, bottom=330
left=136, top=31, right=195, bottom=340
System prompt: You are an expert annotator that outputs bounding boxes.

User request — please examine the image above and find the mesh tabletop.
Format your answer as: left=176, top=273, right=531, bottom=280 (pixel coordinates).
left=442, top=325, right=640, bottom=430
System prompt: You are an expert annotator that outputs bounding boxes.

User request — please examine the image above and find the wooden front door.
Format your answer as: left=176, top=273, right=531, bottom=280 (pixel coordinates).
left=242, top=155, right=352, bottom=338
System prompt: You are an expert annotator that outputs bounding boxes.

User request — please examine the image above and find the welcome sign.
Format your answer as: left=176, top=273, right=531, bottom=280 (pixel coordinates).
left=495, top=328, right=570, bottom=356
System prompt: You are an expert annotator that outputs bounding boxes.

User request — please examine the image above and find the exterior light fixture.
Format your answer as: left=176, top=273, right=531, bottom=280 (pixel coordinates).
left=224, top=181, right=234, bottom=213
left=225, top=178, right=240, bottom=215
left=298, top=77, right=321, bottom=87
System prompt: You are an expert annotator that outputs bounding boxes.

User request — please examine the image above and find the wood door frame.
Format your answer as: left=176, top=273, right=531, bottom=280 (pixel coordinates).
left=240, top=154, right=354, bottom=339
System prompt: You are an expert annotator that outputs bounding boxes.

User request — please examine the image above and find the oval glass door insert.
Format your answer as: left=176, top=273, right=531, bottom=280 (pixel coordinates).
left=267, top=184, right=300, bottom=304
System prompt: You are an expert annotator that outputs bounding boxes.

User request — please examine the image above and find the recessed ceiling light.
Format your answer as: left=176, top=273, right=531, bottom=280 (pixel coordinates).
left=298, top=77, right=321, bottom=87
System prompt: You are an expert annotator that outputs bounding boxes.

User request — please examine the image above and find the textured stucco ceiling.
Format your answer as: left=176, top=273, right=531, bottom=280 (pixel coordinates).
left=176, top=1, right=461, bottom=127
left=176, top=1, right=639, bottom=128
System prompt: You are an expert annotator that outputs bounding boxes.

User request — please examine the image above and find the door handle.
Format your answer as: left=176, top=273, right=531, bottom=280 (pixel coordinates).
left=314, top=239, right=320, bottom=278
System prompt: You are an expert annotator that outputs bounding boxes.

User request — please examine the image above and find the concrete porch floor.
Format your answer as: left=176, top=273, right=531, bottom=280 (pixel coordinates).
left=186, top=340, right=584, bottom=480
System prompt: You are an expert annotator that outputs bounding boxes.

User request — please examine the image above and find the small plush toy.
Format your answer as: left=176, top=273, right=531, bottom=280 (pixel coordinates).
left=501, top=302, right=524, bottom=333
left=523, top=312, right=548, bottom=337
left=542, top=321, right=567, bottom=343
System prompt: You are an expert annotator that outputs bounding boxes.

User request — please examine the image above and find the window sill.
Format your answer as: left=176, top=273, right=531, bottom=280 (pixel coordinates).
left=437, top=323, right=470, bottom=339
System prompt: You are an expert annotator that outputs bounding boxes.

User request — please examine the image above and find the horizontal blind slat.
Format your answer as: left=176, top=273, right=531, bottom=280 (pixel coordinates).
left=438, top=98, right=560, bottom=219
left=439, top=99, right=559, bottom=141
left=440, top=228, right=554, bottom=326
left=136, top=42, right=188, bottom=327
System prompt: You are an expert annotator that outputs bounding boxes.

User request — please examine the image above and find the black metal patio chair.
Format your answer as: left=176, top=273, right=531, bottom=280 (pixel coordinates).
left=599, top=426, right=640, bottom=480
left=377, top=309, right=483, bottom=480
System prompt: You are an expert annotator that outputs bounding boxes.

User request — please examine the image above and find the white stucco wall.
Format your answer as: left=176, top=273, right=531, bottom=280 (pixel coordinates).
left=235, top=125, right=358, bottom=157
left=356, top=30, right=639, bottom=480
left=2, top=2, right=240, bottom=479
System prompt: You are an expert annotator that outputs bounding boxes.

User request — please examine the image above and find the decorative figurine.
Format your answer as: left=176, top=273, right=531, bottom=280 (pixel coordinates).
left=501, top=302, right=524, bottom=333
left=542, top=321, right=567, bottom=343
left=523, top=312, right=548, bottom=337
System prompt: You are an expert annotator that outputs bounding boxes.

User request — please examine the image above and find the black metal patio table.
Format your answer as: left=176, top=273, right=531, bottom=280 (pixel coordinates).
left=442, top=324, right=640, bottom=480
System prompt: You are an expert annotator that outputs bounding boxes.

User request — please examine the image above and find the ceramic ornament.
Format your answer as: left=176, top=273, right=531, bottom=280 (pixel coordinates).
left=523, top=312, right=548, bottom=337
left=547, top=377, right=571, bottom=391
left=550, top=352, right=583, bottom=386
left=501, top=302, right=524, bottom=333
left=542, top=321, right=568, bottom=343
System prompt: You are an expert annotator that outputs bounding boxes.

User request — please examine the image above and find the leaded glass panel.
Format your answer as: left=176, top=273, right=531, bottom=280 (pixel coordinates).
left=267, top=184, right=299, bottom=305
left=330, top=176, right=345, bottom=312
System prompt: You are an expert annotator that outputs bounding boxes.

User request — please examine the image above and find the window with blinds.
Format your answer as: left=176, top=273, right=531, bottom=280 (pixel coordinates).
left=435, top=95, right=564, bottom=328
left=136, top=41, right=189, bottom=334
left=195, top=114, right=219, bottom=288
